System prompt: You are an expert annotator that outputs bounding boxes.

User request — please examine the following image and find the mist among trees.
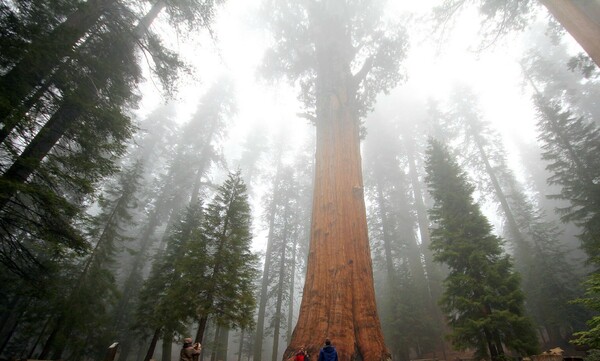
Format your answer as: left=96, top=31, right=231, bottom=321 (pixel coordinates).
left=1, top=1, right=600, bottom=361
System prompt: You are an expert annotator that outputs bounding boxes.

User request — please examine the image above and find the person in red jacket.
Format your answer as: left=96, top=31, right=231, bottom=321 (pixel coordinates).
left=295, top=346, right=308, bottom=361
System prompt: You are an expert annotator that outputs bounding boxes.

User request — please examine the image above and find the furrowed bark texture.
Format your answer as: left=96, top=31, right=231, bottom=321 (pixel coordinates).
left=285, top=81, right=389, bottom=361
left=284, top=4, right=389, bottom=360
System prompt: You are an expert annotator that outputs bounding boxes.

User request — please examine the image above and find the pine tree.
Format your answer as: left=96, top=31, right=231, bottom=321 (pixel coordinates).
left=133, top=201, right=206, bottom=361
left=532, top=94, right=600, bottom=347
left=36, top=160, right=143, bottom=359
left=572, top=273, right=600, bottom=348
left=436, top=85, right=586, bottom=345
left=533, top=94, right=600, bottom=263
left=425, top=139, right=538, bottom=361
left=363, top=114, right=438, bottom=361
left=192, top=171, right=258, bottom=343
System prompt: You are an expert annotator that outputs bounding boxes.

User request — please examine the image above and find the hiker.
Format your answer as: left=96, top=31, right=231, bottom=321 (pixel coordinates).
left=180, top=337, right=201, bottom=361
left=318, top=339, right=338, bottom=361
left=295, top=346, right=308, bottom=361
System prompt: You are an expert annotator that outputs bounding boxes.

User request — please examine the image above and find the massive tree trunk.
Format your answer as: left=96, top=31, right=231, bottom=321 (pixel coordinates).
left=284, top=51, right=389, bottom=361
left=539, top=0, right=600, bottom=68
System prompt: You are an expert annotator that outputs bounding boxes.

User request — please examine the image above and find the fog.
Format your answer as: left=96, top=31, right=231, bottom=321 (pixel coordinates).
left=1, top=1, right=599, bottom=361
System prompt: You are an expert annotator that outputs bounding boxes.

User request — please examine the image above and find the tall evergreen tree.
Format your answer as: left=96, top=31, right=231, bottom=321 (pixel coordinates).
left=526, top=66, right=600, bottom=348
left=36, top=160, right=143, bottom=359
left=437, top=85, right=586, bottom=345
left=133, top=201, right=206, bottom=361
left=425, top=139, right=538, bottom=361
left=192, top=171, right=258, bottom=344
left=363, top=114, right=438, bottom=361
left=532, top=93, right=600, bottom=264
left=113, top=79, right=235, bottom=360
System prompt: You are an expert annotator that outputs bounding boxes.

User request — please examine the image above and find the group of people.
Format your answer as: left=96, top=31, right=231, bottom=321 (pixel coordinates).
left=179, top=337, right=338, bottom=361
left=295, top=339, right=338, bottom=361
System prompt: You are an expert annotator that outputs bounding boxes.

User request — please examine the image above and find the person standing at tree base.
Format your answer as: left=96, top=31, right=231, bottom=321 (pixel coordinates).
left=318, top=339, right=338, bottom=361
left=180, top=337, right=201, bottom=361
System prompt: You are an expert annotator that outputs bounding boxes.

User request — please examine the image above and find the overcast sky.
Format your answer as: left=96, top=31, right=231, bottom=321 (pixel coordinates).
left=133, top=0, right=584, bottom=249
left=137, top=0, right=550, bottom=150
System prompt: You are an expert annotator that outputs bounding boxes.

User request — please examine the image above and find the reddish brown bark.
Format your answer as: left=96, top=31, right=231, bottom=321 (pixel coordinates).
left=281, top=3, right=391, bottom=360
left=539, top=0, right=600, bottom=68
left=284, top=85, right=389, bottom=361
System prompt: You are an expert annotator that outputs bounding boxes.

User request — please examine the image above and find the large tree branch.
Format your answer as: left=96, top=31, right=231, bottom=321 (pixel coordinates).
left=352, top=56, right=374, bottom=89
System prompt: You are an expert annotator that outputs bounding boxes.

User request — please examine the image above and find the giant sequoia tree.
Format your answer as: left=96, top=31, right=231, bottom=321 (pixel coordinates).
left=262, top=0, right=408, bottom=359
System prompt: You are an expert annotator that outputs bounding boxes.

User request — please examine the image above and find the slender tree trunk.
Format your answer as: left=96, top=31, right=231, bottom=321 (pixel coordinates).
left=286, top=236, right=298, bottom=342
left=237, top=329, right=244, bottom=361
left=161, top=332, right=173, bottom=361
left=114, top=209, right=163, bottom=361
left=0, top=297, right=21, bottom=343
left=210, top=325, right=220, bottom=361
left=0, top=314, right=20, bottom=355
left=254, top=159, right=282, bottom=361
left=216, top=327, right=229, bottom=361
left=195, top=316, right=209, bottom=344
left=38, top=313, right=66, bottom=359
left=144, top=328, right=161, bottom=361
left=405, top=140, right=448, bottom=359
left=0, top=94, right=83, bottom=211
left=539, top=0, right=600, bottom=68
left=374, top=180, right=397, bottom=285
left=28, top=316, right=51, bottom=359
left=272, top=229, right=288, bottom=361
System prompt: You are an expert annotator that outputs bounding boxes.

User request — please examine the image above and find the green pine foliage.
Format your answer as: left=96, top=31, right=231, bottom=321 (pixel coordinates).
left=133, top=201, right=206, bottom=341
left=134, top=171, right=258, bottom=350
left=364, top=115, right=439, bottom=361
left=196, top=171, right=258, bottom=332
left=425, top=139, right=538, bottom=360
left=572, top=273, right=600, bottom=349
left=534, top=95, right=600, bottom=348
left=534, top=94, right=600, bottom=263
left=437, top=85, right=587, bottom=344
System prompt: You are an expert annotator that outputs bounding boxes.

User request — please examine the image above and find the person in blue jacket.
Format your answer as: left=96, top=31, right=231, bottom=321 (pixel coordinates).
left=318, top=339, right=338, bottom=361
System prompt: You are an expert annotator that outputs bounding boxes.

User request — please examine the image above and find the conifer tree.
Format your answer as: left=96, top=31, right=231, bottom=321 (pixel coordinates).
left=437, top=85, right=586, bottom=345
left=533, top=95, right=600, bottom=263
left=425, top=139, right=538, bottom=361
left=133, top=201, right=206, bottom=361
left=363, top=114, right=438, bottom=361
left=36, top=160, right=143, bottom=359
left=531, top=94, right=600, bottom=347
left=192, top=171, right=258, bottom=343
